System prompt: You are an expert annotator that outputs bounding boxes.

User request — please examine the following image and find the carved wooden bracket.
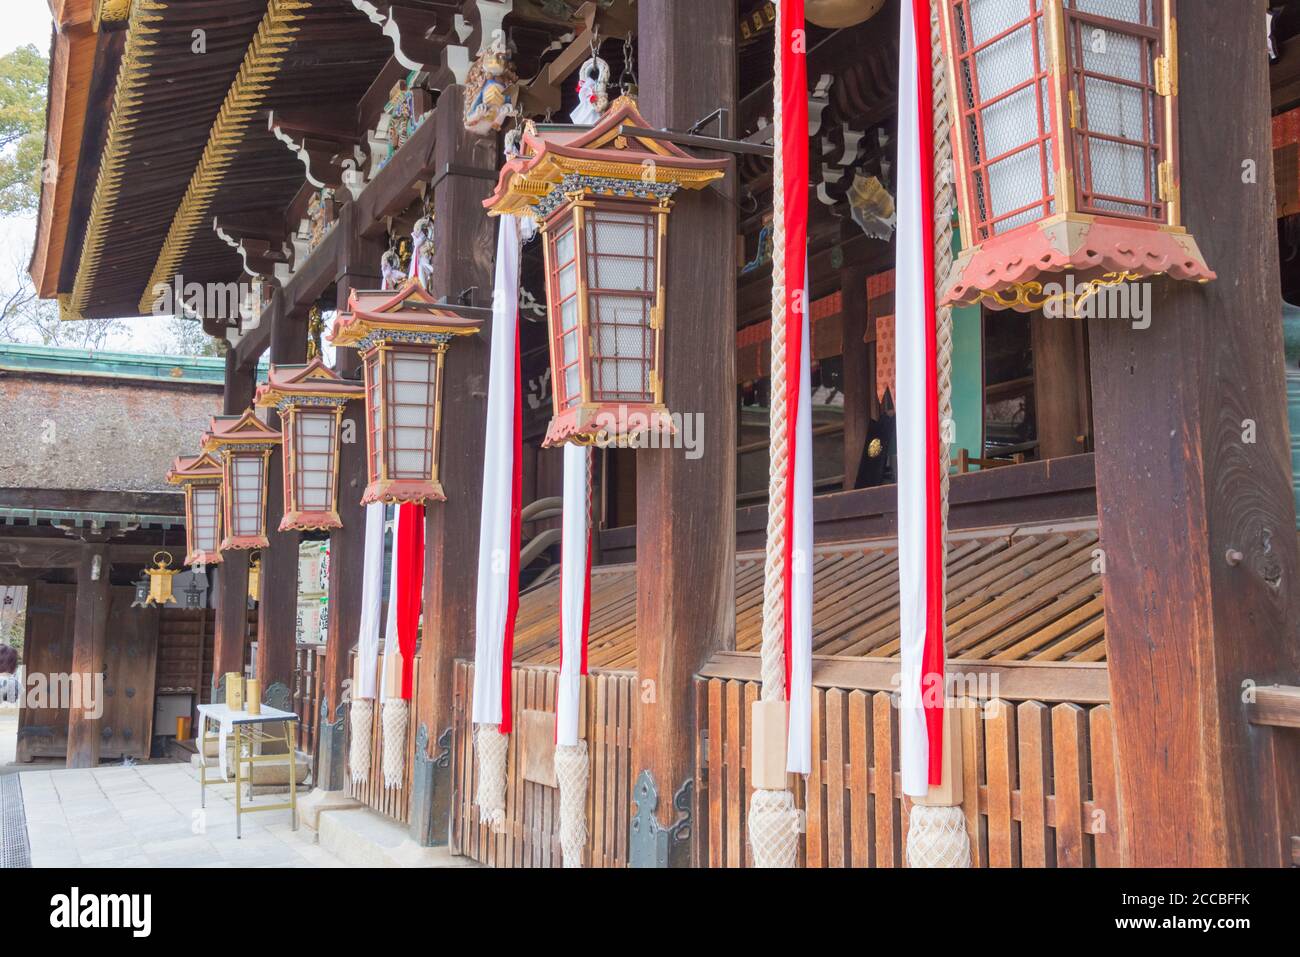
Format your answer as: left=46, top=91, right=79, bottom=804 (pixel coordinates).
left=268, top=110, right=368, bottom=195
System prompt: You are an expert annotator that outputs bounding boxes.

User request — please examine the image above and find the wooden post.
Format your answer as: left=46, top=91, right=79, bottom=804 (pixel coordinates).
left=256, top=308, right=307, bottom=714
left=1088, top=2, right=1300, bottom=867
left=408, top=87, right=497, bottom=845
left=66, top=543, right=109, bottom=769
left=841, top=255, right=870, bottom=489
left=632, top=0, right=738, bottom=867
left=1030, top=312, right=1087, bottom=459
left=317, top=249, right=383, bottom=790
left=212, top=349, right=255, bottom=702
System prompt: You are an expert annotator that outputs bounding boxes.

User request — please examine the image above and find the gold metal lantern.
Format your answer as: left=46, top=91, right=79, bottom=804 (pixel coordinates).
left=144, top=552, right=180, bottom=606
left=483, top=97, right=727, bottom=446
left=201, top=409, right=282, bottom=551
left=254, top=359, right=364, bottom=531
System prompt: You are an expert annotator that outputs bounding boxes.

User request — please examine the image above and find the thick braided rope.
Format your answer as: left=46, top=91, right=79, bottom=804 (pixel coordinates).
left=474, top=725, right=509, bottom=831
left=760, top=0, right=789, bottom=707
left=749, top=0, right=801, bottom=870
left=907, top=804, right=970, bottom=867
left=555, top=742, right=589, bottom=867
left=381, top=697, right=408, bottom=789
left=349, top=698, right=374, bottom=784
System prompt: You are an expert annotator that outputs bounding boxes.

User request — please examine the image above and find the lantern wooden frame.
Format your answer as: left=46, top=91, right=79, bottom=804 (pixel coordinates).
left=254, top=359, right=363, bottom=531
left=330, top=278, right=487, bottom=504
left=201, top=409, right=282, bottom=551
left=166, top=451, right=224, bottom=567
left=937, top=0, right=1215, bottom=310
left=484, top=96, right=727, bottom=446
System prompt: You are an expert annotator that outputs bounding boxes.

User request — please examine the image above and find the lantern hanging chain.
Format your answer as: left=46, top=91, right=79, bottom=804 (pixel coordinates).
left=760, top=0, right=788, bottom=707
left=620, top=32, right=636, bottom=95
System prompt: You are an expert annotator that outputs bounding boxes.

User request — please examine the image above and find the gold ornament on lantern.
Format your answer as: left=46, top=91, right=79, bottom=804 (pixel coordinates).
left=247, top=551, right=262, bottom=604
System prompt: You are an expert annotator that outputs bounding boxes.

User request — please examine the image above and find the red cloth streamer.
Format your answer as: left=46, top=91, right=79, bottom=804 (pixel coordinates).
left=396, top=501, right=425, bottom=700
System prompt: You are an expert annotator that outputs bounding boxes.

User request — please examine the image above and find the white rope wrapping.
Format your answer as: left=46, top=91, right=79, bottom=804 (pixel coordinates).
left=905, top=2, right=972, bottom=869
left=554, top=741, right=589, bottom=868
left=381, top=697, right=408, bottom=789
left=907, top=805, right=971, bottom=868
left=748, top=788, right=801, bottom=868
left=474, top=724, right=509, bottom=832
left=748, top=0, right=802, bottom=868
left=349, top=698, right=373, bottom=784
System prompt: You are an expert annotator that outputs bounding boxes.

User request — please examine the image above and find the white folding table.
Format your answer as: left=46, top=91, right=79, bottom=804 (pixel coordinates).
left=195, top=702, right=299, bottom=838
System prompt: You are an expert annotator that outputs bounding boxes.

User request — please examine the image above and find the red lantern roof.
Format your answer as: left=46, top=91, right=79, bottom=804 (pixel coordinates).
left=329, top=277, right=487, bottom=347
left=165, top=451, right=223, bottom=485
left=253, top=357, right=364, bottom=406
left=200, top=408, right=282, bottom=452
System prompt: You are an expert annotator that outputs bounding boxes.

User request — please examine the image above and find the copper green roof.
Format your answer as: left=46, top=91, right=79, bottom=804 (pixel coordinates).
left=0, top=343, right=267, bottom=385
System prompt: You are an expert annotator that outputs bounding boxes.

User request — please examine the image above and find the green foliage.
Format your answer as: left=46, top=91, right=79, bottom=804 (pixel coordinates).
left=0, top=44, right=49, bottom=217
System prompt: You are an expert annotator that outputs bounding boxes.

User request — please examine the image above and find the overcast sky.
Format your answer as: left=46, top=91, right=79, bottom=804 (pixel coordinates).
left=1, top=0, right=180, bottom=353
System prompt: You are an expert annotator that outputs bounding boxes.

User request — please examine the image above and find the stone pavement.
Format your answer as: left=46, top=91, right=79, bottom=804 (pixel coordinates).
left=17, top=761, right=346, bottom=868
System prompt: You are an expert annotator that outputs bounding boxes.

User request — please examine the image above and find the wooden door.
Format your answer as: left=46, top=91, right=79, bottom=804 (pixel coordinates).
left=16, top=583, right=74, bottom=760
left=100, top=587, right=158, bottom=760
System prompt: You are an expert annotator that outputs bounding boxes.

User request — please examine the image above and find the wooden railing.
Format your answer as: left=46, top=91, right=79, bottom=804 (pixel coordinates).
left=345, top=647, right=422, bottom=824
left=450, top=660, right=636, bottom=868
left=695, top=653, right=1120, bottom=867
left=292, top=644, right=325, bottom=756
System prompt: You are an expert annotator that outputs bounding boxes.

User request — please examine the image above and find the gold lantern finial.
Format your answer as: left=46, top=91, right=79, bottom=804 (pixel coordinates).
left=145, top=552, right=180, bottom=606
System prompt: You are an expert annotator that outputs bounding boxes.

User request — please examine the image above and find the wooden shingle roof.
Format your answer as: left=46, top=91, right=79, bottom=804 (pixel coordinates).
left=511, top=525, right=1106, bottom=671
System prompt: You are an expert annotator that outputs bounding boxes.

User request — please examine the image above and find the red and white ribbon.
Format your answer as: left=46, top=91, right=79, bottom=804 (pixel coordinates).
left=896, top=0, right=946, bottom=797
left=472, top=214, right=524, bottom=731
left=776, top=0, right=814, bottom=776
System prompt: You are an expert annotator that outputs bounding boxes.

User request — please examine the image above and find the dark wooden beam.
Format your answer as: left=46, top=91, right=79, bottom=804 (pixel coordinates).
left=212, top=351, right=256, bottom=698
left=0, top=487, right=183, bottom=515
left=66, top=543, right=109, bottom=768
left=632, top=0, right=738, bottom=867
left=839, top=243, right=869, bottom=490
left=1088, top=0, right=1300, bottom=867
left=410, top=87, right=497, bottom=846
left=1031, top=312, right=1089, bottom=459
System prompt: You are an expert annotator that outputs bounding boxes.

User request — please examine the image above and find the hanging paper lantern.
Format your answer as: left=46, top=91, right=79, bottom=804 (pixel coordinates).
left=483, top=96, right=728, bottom=446
left=253, top=359, right=364, bottom=531
left=330, top=278, right=487, bottom=504
left=937, top=0, right=1215, bottom=310
left=201, top=410, right=282, bottom=551
left=165, top=451, right=224, bottom=567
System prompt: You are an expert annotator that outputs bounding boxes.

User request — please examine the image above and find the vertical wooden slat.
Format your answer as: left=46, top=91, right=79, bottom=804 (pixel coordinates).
left=872, top=691, right=898, bottom=867
left=591, top=674, right=608, bottom=866
left=848, top=690, right=872, bottom=867
left=742, top=680, right=759, bottom=869
left=985, top=699, right=1019, bottom=867
left=805, top=686, right=826, bottom=867
left=824, top=688, right=846, bottom=867
left=1017, top=700, right=1052, bottom=867
left=1052, top=702, right=1092, bottom=868
left=960, top=698, right=986, bottom=867
left=1088, top=704, right=1122, bottom=866
left=723, top=679, right=743, bottom=867
left=707, top=677, right=725, bottom=868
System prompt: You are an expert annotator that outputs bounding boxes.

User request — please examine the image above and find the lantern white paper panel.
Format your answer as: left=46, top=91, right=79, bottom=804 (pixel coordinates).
left=231, top=455, right=265, bottom=536
left=294, top=411, right=337, bottom=510
left=584, top=210, right=656, bottom=402
left=385, top=350, right=437, bottom=479
left=192, top=486, right=220, bottom=553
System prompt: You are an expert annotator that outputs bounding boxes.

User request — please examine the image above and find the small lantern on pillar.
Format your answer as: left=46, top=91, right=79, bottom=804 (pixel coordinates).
left=483, top=97, right=728, bottom=446
left=144, top=552, right=180, bottom=606
left=253, top=359, right=364, bottom=531
left=329, top=279, right=487, bottom=504
left=201, top=409, right=282, bottom=551
left=248, top=551, right=262, bottom=604
left=165, top=451, right=224, bottom=567
left=937, top=0, right=1215, bottom=310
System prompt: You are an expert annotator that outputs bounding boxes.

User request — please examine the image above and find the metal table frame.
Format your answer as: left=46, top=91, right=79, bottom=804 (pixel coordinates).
left=196, top=703, right=299, bottom=838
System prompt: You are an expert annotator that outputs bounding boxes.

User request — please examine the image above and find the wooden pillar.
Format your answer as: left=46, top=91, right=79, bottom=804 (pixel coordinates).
left=632, top=0, right=738, bottom=866
left=212, top=349, right=255, bottom=700
left=1030, top=312, right=1087, bottom=459
left=66, top=543, right=109, bottom=768
left=256, top=308, right=307, bottom=712
left=840, top=255, right=870, bottom=489
left=408, top=87, right=497, bottom=844
left=317, top=244, right=383, bottom=790
left=1088, top=1, right=1300, bottom=866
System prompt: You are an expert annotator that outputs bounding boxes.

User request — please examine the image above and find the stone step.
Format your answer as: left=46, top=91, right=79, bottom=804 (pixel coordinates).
left=316, top=803, right=480, bottom=869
